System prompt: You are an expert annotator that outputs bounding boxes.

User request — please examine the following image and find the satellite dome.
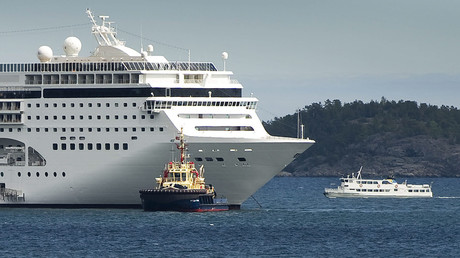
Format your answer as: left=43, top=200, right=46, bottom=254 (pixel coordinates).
left=63, top=37, right=82, bottom=57
left=222, top=52, right=228, bottom=60
left=37, top=46, right=53, bottom=62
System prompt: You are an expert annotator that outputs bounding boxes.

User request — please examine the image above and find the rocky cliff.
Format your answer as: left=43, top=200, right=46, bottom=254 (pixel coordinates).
left=283, top=133, right=460, bottom=177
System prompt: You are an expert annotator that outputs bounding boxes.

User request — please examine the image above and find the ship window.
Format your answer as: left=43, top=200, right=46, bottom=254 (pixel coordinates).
left=27, top=116, right=31, bottom=120
left=36, top=172, right=39, bottom=177
left=36, top=116, right=40, bottom=120
left=27, top=172, right=31, bottom=177
left=132, top=128, right=136, bottom=132
left=115, top=115, right=119, bottom=119
left=106, top=115, right=110, bottom=119
left=124, top=115, right=128, bottom=119
left=70, top=143, right=75, bottom=150
left=123, top=143, right=128, bottom=150
left=132, top=103, right=136, bottom=107
left=97, top=128, right=101, bottom=132
left=36, top=128, right=40, bottom=132
left=71, top=115, right=75, bottom=120
left=71, top=103, right=75, bottom=107
left=394, top=189, right=398, bottom=191
left=105, top=143, right=110, bottom=150
left=131, top=136, right=137, bottom=140
left=141, top=128, right=145, bottom=132
left=80, top=103, right=83, bottom=107
left=62, top=172, right=66, bottom=177
left=45, top=116, right=49, bottom=120
left=53, top=143, right=58, bottom=150
left=62, top=128, right=66, bottom=132
left=124, top=128, right=128, bottom=132
left=238, top=157, right=246, bottom=162
left=18, top=172, right=21, bottom=177
left=97, top=115, right=101, bottom=120
left=88, top=143, right=93, bottom=150
left=88, top=128, right=92, bottom=132
left=96, top=143, right=101, bottom=150
left=114, top=143, right=119, bottom=150
left=79, top=143, right=84, bottom=150
left=53, top=128, right=57, bottom=132
left=205, top=157, right=213, bottom=161
left=356, top=189, right=361, bottom=192
left=414, top=189, right=419, bottom=192
left=150, top=115, right=154, bottom=119
left=62, top=103, right=66, bottom=108
left=409, top=189, right=413, bottom=192
left=53, top=103, right=57, bottom=107
left=97, top=103, right=101, bottom=107
left=160, top=127, right=163, bottom=132
left=115, top=128, right=119, bottom=132
left=216, top=157, right=224, bottom=161
left=27, top=103, right=31, bottom=108
left=374, top=189, right=378, bottom=192
left=88, top=103, right=92, bottom=107
left=141, top=115, right=146, bottom=119
left=124, top=103, right=128, bottom=107
left=61, top=143, right=67, bottom=150
left=45, top=103, right=48, bottom=107
left=106, top=128, right=110, bottom=132
left=195, top=157, right=203, bottom=161
left=132, top=115, right=136, bottom=119
left=373, top=181, right=378, bottom=184
left=426, top=189, right=430, bottom=192
left=106, top=103, right=110, bottom=107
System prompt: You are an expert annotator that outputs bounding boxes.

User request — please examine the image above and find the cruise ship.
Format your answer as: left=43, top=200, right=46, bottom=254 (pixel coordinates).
left=0, top=10, right=314, bottom=208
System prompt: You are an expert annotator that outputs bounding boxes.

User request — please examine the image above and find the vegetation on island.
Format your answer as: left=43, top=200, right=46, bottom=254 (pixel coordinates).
left=263, top=98, right=460, bottom=177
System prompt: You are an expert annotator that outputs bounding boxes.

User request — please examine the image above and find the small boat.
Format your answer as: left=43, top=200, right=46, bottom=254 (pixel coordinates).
left=139, top=129, right=229, bottom=212
left=324, top=167, right=433, bottom=198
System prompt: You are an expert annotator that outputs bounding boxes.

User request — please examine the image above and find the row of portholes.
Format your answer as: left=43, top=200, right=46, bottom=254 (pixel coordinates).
left=0, top=171, right=66, bottom=178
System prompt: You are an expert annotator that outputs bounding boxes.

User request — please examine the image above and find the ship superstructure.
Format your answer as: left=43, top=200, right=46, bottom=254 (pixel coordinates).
left=0, top=10, right=314, bottom=208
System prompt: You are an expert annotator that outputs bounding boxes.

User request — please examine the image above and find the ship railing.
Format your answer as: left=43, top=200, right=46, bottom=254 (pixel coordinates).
left=0, top=61, right=218, bottom=73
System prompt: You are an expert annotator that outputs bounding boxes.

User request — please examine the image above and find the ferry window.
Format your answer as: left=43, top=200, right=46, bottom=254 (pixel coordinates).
left=61, top=143, right=67, bottom=150
left=96, top=143, right=102, bottom=150
left=53, top=143, right=58, bottom=150
left=45, top=128, right=49, bottom=132
left=367, top=181, right=373, bottom=184
left=45, top=172, right=48, bottom=177
left=132, top=128, right=136, bottom=132
left=88, top=103, right=92, bottom=107
left=123, top=143, right=128, bottom=150
left=71, top=103, right=75, bottom=107
left=88, top=143, right=93, bottom=150
left=426, top=189, right=430, bottom=192
left=27, top=172, right=31, bottom=177
left=17, top=128, right=21, bottom=132
left=115, top=128, right=119, bottom=132
left=0, top=172, right=3, bottom=177
left=216, top=157, right=224, bottom=161
left=97, top=128, right=101, bottom=132
left=132, top=115, right=136, bottom=119
left=53, top=128, right=57, bottom=132
left=88, top=128, right=92, bottom=132
left=205, top=157, right=213, bottom=161
left=62, top=103, right=66, bottom=108
left=374, top=189, right=378, bottom=192
left=70, top=143, right=75, bottom=150
left=70, top=115, right=75, bottom=120
left=356, top=189, right=361, bottom=192
left=238, top=157, right=247, bottom=162
left=106, top=115, right=110, bottom=120
left=159, top=127, right=163, bottom=132
left=36, top=103, right=40, bottom=108
left=97, top=103, right=101, bottom=107
left=106, top=128, right=110, bottom=132
left=27, top=104, right=31, bottom=108
left=131, top=136, right=137, bottom=140
left=62, top=172, right=66, bottom=177
left=62, top=116, right=66, bottom=120
left=150, top=127, right=154, bottom=132
left=105, top=143, right=110, bottom=150
left=382, top=181, right=389, bottom=184
left=414, top=190, right=419, bottom=192
left=114, top=143, right=119, bottom=150
left=124, top=128, right=128, bottom=132
left=88, top=115, right=92, bottom=120
left=80, top=103, right=83, bottom=107
left=123, top=115, right=128, bottom=119
left=132, top=103, right=136, bottom=107
left=124, top=103, right=128, bottom=107
left=115, top=115, right=119, bottom=119
left=362, top=189, right=367, bottom=192
left=53, top=172, right=57, bottom=177
left=150, top=115, right=155, bottom=119
left=394, top=189, right=398, bottom=191
left=80, top=115, right=83, bottom=120
left=45, top=103, right=49, bottom=108
left=106, top=103, right=110, bottom=107
left=36, top=128, right=40, bottom=132
left=53, top=103, right=57, bottom=107
left=45, top=116, right=49, bottom=120
left=27, top=116, right=31, bottom=120
left=141, top=115, right=145, bottom=119
left=62, top=128, right=66, bottom=132
left=141, top=128, right=145, bottom=132
left=115, top=103, right=119, bottom=107
left=195, top=157, right=203, bottom=161
left=97, top=115, right=101, bottom=120
left=409, top=190, right=413, bottom=192
left=36, top=172, right=39, bottom=177
left=79, top=143, right=84, bottom=150
left=18, top=172, right=21, bottom=177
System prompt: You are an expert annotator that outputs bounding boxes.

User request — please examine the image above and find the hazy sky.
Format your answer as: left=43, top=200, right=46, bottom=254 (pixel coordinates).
left=1, top=0, right=460, bottom=120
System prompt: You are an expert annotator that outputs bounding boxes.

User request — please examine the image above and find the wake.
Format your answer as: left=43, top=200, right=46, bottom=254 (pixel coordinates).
left=435, top=196, right=460, bottom=199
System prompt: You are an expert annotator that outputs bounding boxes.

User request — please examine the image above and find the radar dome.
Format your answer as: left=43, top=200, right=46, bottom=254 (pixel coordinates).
left=37, top=46, right=53, bottom=62
left=63, top=37, right=82, bottom=57
left=222, top=52, right=228, bottom=60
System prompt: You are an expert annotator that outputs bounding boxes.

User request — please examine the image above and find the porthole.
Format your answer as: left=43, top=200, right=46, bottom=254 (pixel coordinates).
left=27, top=172, right=31, bottom=177
left=45, top=172, right=49, bottom=177
left=0, top=172, right=3, bottom=177
left=18, top=172, right=21, bottom=177
left=53, top=172, right=57, bottom=177
left=237, top=157, right=247, bottom=162
left=36, top=172, right=39, bottom=177
left=62, top=172, right=66, bottom=177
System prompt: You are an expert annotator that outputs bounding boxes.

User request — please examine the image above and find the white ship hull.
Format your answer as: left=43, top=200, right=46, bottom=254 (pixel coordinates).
left=0, top=11, right=315, bottom=208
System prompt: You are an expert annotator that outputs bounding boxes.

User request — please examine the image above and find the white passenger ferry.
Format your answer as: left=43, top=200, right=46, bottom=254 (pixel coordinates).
left=0, top=10, right=314, bottom=208
left=324, top=167, right=433, bottom=198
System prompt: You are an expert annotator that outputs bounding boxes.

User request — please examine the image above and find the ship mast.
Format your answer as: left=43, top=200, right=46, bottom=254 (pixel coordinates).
left=176, top=128, right=187, bottom=164
left=86, top=8, right=123, bottom=47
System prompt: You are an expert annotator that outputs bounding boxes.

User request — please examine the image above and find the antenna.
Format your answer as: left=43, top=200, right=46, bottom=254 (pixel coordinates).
left=222, top=52, right=228, bottom=71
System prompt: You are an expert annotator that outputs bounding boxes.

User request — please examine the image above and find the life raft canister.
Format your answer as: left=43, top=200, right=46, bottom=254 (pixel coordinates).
left=395, top=184, right=398, bottom=188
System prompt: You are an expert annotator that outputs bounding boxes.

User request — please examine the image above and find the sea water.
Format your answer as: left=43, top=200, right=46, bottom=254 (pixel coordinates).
left=0, top=177, right=459, bottom=257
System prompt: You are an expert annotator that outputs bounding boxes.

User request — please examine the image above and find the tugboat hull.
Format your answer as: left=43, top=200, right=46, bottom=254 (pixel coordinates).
left=139, top=189, right=228, bottom=212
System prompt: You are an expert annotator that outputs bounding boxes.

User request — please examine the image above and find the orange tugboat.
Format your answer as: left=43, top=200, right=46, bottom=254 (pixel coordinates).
left=139, top=129, right=229, bottom=212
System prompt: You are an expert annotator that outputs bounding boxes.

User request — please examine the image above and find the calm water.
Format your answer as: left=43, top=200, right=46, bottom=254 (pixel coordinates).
left=1, top=177, right=459, bottom=257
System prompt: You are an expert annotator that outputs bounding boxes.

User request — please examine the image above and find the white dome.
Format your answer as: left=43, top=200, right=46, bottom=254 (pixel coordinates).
left=63, top=37, right=82, bottom=57
left=222, top=52, right=228, bottom=60
left=37, top=46, right=53, bottom=62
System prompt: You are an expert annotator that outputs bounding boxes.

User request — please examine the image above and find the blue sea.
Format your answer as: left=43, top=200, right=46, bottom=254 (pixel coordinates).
left=1, top=177, right=459, bottom=257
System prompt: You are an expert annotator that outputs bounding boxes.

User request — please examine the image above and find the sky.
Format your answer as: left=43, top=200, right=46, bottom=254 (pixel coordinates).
left=1, top=0, right=460, bottom=121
